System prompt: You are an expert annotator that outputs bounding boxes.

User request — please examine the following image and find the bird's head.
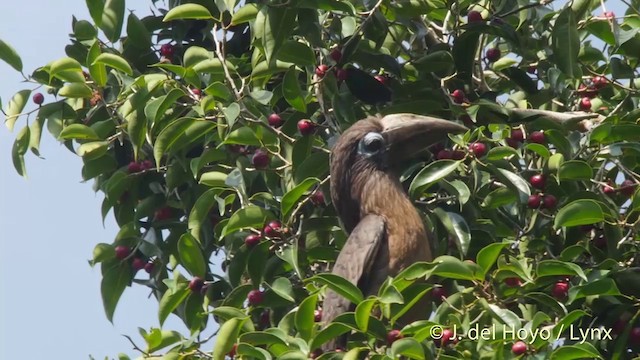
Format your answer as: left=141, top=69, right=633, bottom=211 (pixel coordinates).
left=330, top=114, right=468, bottom=231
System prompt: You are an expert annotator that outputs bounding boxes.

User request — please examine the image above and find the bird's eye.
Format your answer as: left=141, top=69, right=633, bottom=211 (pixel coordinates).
left=360, top=132, right=385, bottom=155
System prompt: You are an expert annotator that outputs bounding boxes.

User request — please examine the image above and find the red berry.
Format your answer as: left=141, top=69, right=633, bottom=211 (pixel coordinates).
left=527, top=194, right=541, bottom=209
left=160, top=44, right=174, bottom=57
left=310, top=191, right=325, bottom=206
left=263, top=220, right=282, bottom=238
left=314, top=309, right=322, bottom=322
left=436, top=149, right=453, bottom=160
left=542, top=194, right=557, bottom=209
left=579, top=97, right=592, bottom=111
left=244, top=234, right=261, bottom=247
left=506, top=138, right=520, bottom=148
left=603, top=182, right=615, bottom=195
left=268, top=113, right=283, bottom=127
left=32, top=92, right=44, bottom=105
left=252, top=149, right=270, bottom=169
left=504, top=277, right=522, bottom=287
left=467, top=10, right=483, bottom=23
left=527, top=65, right=537, bottom=74
left=620, top=179, right=636, bottom=197
left=247, top=289, right=265, bottom=305
left=451, top=150, right=465, bottom=160
left=485, top=48, right=501, bottom=62
left=335, top=68, right=348, bottom=81
left=154, top=207, right=173, bottom=221
left=529, top=131, right=546, bottom=144
left=260, top=310, right=270, bottom=326
left=141, top=159, right=154, bottom=170
left=127, top=161, right=142, bottom=173
left=432, top=286, right=447, bottom=301
left=144, top=261, right=155, bottom=274
left=191, top=88, right=201, bottom=96
left=440, top=329, right=455, bottom=346
left=511, top=341, right=527, bottom=355
left=604, top=11, right=615, bottom=19
left=510, top=129, right=524, bottom=142
left=612, top=319, right=627, bottom=334
left=315, top=64, right=329, bottom=77
left=189, top=277, right=205, bottom=293
left=529, top=174, right=546, bottom=190
left=469, top=142, right=487, bottom=157
left=631, top=327, right=640, bottom=344
left=593, top=234, right=607, bottom=249
left=451, top=89, right=465, bottom=104
left=297, top=119, right=316, bottom=136
left=330, top=48, right=342, bottom=63
left=228, top=343, right=238, bottom=358
left=386, top=329, right=403, bottom=345
left=132, top=257, right=146, bottom=271
left=115, top=245, right=131, bottom=260
left=374, top=75, right=387, bottom=84
left=552, top=281, right=569, bottom=300
left=592, top=76, right=608, bottom=88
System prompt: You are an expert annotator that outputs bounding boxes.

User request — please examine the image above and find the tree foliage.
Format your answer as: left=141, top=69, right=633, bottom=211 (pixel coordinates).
left=3, top=0, right=640, bottom=359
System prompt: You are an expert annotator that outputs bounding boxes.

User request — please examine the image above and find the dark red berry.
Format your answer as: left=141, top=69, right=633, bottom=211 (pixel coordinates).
left=612, top=319, right=627, bottom=334
left=188, top=277, right=205, bottom=293
left=330, top=48, right=342, bottom=63
left=529, top=174, right=546, bottom=190
left=604, top=11, right=615, bottom=19
left=511, top=341, right=527, bottom=355
left=603, top=182, right=615, bottom=195
left=504, top=277, right=522, bottom=287
left=247, top=289, right=265, bottom=305
left=440, top=329, right=455, bottom=346
left=144, top=261, right=155, bottom=274
left=469, top=142, right=487, bottom=157
left=252, top=149, right=270, bottom=169
left=268, top=113, right=283, bottom=127
left=620, top=179, right=636, bottom=197
left=542, top=194, right=557, bottom=209
left=631, top=327, right=640, bottom=344
left=127, top=161, right=142, bottom=173
left=115, top=245, right=131, bottom=260
left=32, top=92, right=44, bottom=105
left=228, top=343, right=238, bottom=358
left=260, top=310, right=270, bottom=326
left=132, top=257, right=146, bottom=271
left=510, top=128, right=524, bottom=142
left=314, top=309, right=322, bottom=322
left=263, top=220, right=282, bottom=238
left=191, top=88, right=201, bottom=96
left=335, top=68, right=348, bottom=81
left=527, top=65, right=537, bottom=74
left=141, top=160, right=154, bottom=170
left=154, top=207, right=172, bottom=221
left=386, top=329, right=403, bottom=345
left=579, top=97, right=592, bottom=111
left=552, top=281, right=569, bottom=300
left=160, top=44, right=174, bottom=57
left=297, top=119, right=316, bottom=136
left=244, top=234, right=261, bottom=247
left=432, top=286, right=447, bottom=301
left=529, top=131, right=546, bottom=144
left=451, top=150, right=465, bottom=160
left=485, top=48, right=501, bottom=62
left=315, top=64, right=329, bottom=77
left=467, top=10, right=483, bottom=23
left=527, top=194, right=541, bottom=209
left=592, top=76, right=607, bottom=88
left=452, top=89, right=465, bottom=104
left=374, top=75, right=387, bottom=84
left=310, top=191, right=325, bottom=206
left=437, top=149, right=453, bottom=160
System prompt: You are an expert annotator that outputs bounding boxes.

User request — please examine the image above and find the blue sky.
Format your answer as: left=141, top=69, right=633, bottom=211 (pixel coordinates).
left=0, top=1, right=189, bottom=358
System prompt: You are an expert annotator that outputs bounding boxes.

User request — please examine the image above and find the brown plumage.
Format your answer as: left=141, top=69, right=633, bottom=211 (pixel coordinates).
left=321, top=114, right=467, bottom=351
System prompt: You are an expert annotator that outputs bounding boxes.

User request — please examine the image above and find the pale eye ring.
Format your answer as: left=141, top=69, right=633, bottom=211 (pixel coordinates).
left=362, top=132, right=384, bottom=153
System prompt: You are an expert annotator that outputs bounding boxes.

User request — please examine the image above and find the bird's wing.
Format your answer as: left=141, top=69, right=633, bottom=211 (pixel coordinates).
left=321, top=214, right=386, bottom=325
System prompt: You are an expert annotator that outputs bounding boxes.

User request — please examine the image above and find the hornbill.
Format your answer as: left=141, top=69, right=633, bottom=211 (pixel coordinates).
left=321, top=114, right=467, bottom=350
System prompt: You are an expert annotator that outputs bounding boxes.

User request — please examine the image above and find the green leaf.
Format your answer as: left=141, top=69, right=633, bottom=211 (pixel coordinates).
left=295, top=294, right=318, bottom=341
left=100, top=0, right=125, bottom=42
left=537, top=260, right=587, bottom=281
left=281, top=178, right=319, bottom=220
left=282, top=67, right=306, bottom=112
left=58, top=83, right=94, bottom=98
left=268, top=277, right=295, bottom=303
left=188, top=188, right=221, bottom=240
left=231, top=3, right=259, bottom=24
left=409, top=160, right=460, bottom=198
left=152, top=88, right=187, bottom=124
left=5, top=89, right=30, bottom=131
left=93, top=53, right=133, bottom=75
left=223, top=205, right=275, bottom=236
left=390, top=338, right=424, bottom=359
left=554, top=199, right=605, bottom=228
left=12, top=126, right=30, bottom=177
left=431, top=256, right=480, bottom=281
left=255, top=6, right=296, bottom=64
left=494, top=167, right=531, bottom=203
left=552, top=7, right=581, bottom=78
left=184, top=46, right=212, bottom=68
left=28, top=116, right=45, bottom=156
left=277, top=41, right=315, bottom=66
left=74, top=20, right=98, bottom=40
left=308, top=273, right=364, bottom=304
left=239, top=331, right=288, bottom=347
left=86, top=0, right=105, bottom=26
left=486, top=146, right=519, bottom=160
left=178, top=233, right=206, bottom=277
left=153, top=118, right=216, bottom=167
left=126, top=13, right=152, bottom=49
left=354, top=298, right=377, bottom=332
left=309, top=323, right=352, bottom=350
left=476, top=243, right=508, bottom=277
left=433, top=209, right=471, bottom=256
left=101, top=262, right=132, bottom=322
left=212, top=317, right=247, bottom=360
left=550, top=343, right=602, bottom=360
left=59, top=123, right=100, bottom=140
left=143, top=329, right=183, bottom=353
left=77, top=141, right=109, bottom=159
left=87, top=42, right=107, bottom=87
left=163, top=4, right=214, bottom=21
left=0, top=39, right=23, bottom=71
left=158, top=281, right=190, bottom=325
left=558, top=160, right=592, bottom=181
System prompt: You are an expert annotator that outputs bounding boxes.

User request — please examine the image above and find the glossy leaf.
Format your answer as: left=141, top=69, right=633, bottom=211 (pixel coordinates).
left=163, top=4, right=214, bottom=21
left=178, top=233, right=206, bottom=277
